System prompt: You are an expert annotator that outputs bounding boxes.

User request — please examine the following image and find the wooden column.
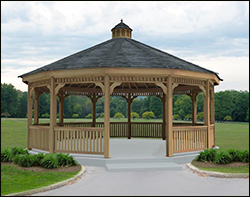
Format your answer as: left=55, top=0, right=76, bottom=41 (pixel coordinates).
left=59, top=93, right=64, bottom=126
left=210, top=86, right=215, bottom=124
left=27, top=85, right=33, bottom=150
left=104, top=74, right=110, bottom=158
left=192, top=93, right=198, bottom=126
left=49, top=77, right=56, bottom=153
left=204, top=80, right=210, bottom=148
left=162, top=94, right=166, bottom=140
left=166, top=76, right=173, bottom=157
left=34, top=90, right=40, bottom=125
left=92, top=93, right=97, bottom=127
left=127, top=93, right=132, bottom=139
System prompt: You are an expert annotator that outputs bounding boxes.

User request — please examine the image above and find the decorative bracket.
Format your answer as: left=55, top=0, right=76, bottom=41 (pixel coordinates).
left=55, top=83, right=66, bottom=95
left=155, top=82, right=167, bottom=95
left=110, top=82, right=122, bottom=95
left=198, top=85, right=206, bottom=97
left=95, top=82, right=105, bottom=93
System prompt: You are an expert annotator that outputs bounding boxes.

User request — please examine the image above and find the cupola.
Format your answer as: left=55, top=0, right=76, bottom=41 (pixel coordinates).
left=111, top=19, right=132, bottom=39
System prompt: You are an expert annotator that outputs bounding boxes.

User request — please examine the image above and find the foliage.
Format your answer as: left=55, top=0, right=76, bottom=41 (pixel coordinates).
left=11, top=147, right=29, bottom=156
left=85, top=113, right=92, bottom=119
left=40, top=154, right=59, bottom=169
left=173, top=114, right=181, bottom=120
left=214, top=150, right=233, bottom=164
left=1, top=149, right=13, bottom=162
left=99, top=113, right=104, bottom=118
left=33, top=153, right=45, bottom=166
left=72, top=113, right=79, bottom=118
left=131, top=112, right=140, bottom=119
left=184, top=114, right=192, bottom=120
left=195, top=148, right=217, bottom=162
left=41, top=113, right=50, bottom=118
left=239, top=150, right=249, bottom=163
left=197, top=112, right=204, bottom=120
left=56, top=153, right=77, bottom=167
left=1, top=83, right=249, bottom=122
left=142, top=111, right=155, bottom=119
left=228, top=149, right=242, bottom=162
left=13, top=154, right=36, bottom=167
left=224, top=115, right=232, bottom=121
left=114, top=112, right=124, bottom=119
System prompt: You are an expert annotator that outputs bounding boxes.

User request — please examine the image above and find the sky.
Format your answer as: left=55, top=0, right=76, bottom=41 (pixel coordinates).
left=1, top=1, right=249, bottom=92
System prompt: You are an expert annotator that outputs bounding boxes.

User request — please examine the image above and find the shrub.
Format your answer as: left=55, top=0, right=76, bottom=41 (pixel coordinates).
left=56, top=153, right=77, bottom=167
left=131, top=112, right=139, bottom=119
left=72, top=114, right=79, bottom=118
left=184, top=114, right=192, bottom=120
left=114, top=112, right=124, bottom=119
left=33, top=153, right=45, bottom=166
left=11, top=147, right=29, bottom=156
left=41, top=113, right=50, bottom=118
left=197, top=112, right=204, bottom=120
left=41, top=154, right=59, bottom=169
left=228, top=149, right=241, bottom=162
left=224, top=115, right=232, bottom=121
left=173, top=114, right=181, bottom=120
left=99, top=113, right=104, bottom=118
left=13, top=154, right=37, bottom=167
left=85, top=114, right=92, bottom=119
left=214, top=150, right=233, bottom=164
left=1, top=149, right=13, bottom=162
left=239, top=150, right=249, bottom=163
left=142, top=111, right=155, bottom=119
left=195, top=148, right=217, bottom=162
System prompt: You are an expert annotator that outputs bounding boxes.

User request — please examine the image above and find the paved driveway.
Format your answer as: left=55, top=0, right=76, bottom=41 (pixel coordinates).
left=33, top=166, right=249, bottom=196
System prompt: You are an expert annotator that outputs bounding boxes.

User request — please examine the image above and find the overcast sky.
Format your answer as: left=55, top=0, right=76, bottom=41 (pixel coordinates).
left=1, top=1, right=249, bottom=92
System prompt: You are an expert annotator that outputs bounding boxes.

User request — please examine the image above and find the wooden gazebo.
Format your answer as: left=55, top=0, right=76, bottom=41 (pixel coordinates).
left=19, top=20, right=222, bottom=158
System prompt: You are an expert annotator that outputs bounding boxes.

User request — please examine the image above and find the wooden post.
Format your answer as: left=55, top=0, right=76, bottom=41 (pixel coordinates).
left=59, top=93, right=64, bottom=126
left=49, top=77, right=56, bottom=153
left=92, top=93, right=96, bottom=127
left=27, top=85, right=33, bottom=150
left=128, top=93, right=131, bottom=139
left=192, top=93, right=197, bottom=126
left=104, top=74, right=110, bottom=158
left=166, top=76, right=173, bottom=157
left=34, top=90, right=40, bottom=125
left=204, top=80, right=210, bottom=148
left=162, top=94, right=166, bottom=140
left=210, top=86, right=215, bottom=124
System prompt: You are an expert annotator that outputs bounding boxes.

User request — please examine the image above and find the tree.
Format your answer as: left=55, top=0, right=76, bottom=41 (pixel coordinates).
left=142, top=111, right=155, bottom=119
left=149, top=96, right=162, bottom=118
left=174, top=95, right=192, bottom=120
left=197, top=112, right=204, bottom=121
left=246, top=107, right=249, bottom=122
left=131, top=98, right=142, bottom=115
left=1, top=83, right=19, bottom=117
left=131, top=112, right=139, bottom=119
left=114, top=112, right=124, bottom=119
left=173, top=114, right=181, bottom=120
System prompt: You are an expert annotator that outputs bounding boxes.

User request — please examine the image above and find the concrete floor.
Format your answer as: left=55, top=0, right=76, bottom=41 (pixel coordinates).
left=33, top=165, right=249, bottom=196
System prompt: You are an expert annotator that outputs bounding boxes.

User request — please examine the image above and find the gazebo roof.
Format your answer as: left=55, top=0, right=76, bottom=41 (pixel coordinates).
left=19, top=37, right=221, bottom=80
left=111, top=19, right=133, bottom=31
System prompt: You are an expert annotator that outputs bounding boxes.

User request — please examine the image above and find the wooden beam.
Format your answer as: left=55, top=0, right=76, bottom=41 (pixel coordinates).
left=128, top=93, right=132, bottom=139
left=27, top=85, right=33, bottom=150
left=34, top=90, right=41, bottom=124
left=204, top=79, right=210, bottom=148
left=58, top=93, right=64, bottom=126
left=104, top=74, right=110, bottom=158
left=166, top=76, right=173, bottom=157
left=49, top=77, right=56, bottom=153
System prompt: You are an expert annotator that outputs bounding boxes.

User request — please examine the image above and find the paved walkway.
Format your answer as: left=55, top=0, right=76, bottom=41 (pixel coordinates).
left=33, top=166, right=249, bottom=196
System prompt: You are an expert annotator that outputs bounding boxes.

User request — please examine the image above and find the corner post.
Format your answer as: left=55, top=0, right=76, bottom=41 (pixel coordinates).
left=192, top=93, right=198, bottom=125
left=162, top=94, right=166, bottom=140
left=34, top=90, right=40, bottom=125
left=27, top=84, right=33, bottom=150
left=49, top=77, right=56, bottom=153
left=104, top=74, right=110, bottom=158
left=128, top=93, right=132, bottom=139
left=166, top=76, right=173, bottom=157
left=92, top=93, right=97, bottom=127
left=204, top=80, right=210, bottom=148
left=59, top=93, right=64, bottom=126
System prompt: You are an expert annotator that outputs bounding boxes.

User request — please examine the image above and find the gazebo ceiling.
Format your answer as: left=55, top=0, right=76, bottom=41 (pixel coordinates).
left=19, top=20, right=222, bottom=82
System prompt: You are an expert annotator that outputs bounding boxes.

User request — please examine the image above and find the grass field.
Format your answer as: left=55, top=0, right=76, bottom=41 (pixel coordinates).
left=1, top=118, right=249, bottom=150
left=1, top=165, right=80, bottom=196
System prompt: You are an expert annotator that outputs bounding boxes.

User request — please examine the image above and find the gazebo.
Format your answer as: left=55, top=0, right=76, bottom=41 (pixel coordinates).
left=19, top=20, right=222, bottom=158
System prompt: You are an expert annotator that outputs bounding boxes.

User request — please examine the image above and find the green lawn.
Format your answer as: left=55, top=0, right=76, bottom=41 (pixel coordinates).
left=1, top=164, right=80, bottom=196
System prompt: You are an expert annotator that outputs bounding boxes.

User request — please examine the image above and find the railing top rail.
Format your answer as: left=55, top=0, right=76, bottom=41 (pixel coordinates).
left=173, top=125, right=208, bottom=130
left=54, top=126, right=104, bottom=132
left=29, top=125, right=50, bottom=130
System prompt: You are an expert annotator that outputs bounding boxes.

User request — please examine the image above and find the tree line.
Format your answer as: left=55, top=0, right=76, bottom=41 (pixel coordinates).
left=1, top=83, right=249, bottom=122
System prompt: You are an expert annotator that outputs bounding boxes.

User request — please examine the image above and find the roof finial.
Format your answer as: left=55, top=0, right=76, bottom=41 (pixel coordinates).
left=121, top=19, right=123, bottom=23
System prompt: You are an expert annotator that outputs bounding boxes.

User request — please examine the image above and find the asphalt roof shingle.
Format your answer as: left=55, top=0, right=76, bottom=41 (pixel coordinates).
left=19, top=37, right=221, bottom=80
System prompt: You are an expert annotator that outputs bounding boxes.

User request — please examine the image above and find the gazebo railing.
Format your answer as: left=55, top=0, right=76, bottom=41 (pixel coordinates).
left=54, top=126, right=104, bottom=155
left=173, top=126, right=208, bottom=153
left=29, top=125, right=50, bottom=151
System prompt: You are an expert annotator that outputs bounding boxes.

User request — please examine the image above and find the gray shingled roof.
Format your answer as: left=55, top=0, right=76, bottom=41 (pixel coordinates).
left=19, top=37, right=221, bottom=81
left=111, top=21, right=132, bottom=31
